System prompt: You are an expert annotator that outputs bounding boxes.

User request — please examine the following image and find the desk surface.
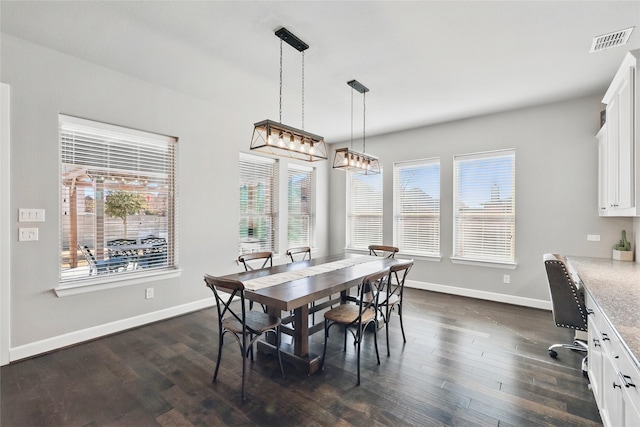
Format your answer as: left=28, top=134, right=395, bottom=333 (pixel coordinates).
left=567, top=256, right=640, bottom=367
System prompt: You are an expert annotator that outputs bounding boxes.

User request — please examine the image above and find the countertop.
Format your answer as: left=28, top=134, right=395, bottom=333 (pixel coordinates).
left=567, top=256, right=640, bottom=368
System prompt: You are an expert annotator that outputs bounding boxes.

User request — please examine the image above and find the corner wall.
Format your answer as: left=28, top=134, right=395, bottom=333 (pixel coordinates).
left=329, top=95, right=634, bottom=304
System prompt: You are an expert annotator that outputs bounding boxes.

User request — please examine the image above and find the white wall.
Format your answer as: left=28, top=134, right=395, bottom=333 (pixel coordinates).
left=1, top=35, right=330, bottom=360
left=328, top=95, right=634, bottom=305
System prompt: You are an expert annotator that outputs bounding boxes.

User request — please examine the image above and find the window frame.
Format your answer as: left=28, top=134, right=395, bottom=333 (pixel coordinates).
left=238, top=152, right=278, bottom=255
left=57, top=115, right=179, bottom=295
left=452, top=149, right=516, bottom=268
left=393, top=158, right=441, bottom=258
left=346, top=170, right=383, bottom=251
left=287, top=163, right=315, bottom=249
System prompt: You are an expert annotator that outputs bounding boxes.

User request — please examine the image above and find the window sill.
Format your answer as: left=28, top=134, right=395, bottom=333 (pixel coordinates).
left=450, top=257, right=517, bottom=269
left=54, top=268, right=183, bottom=297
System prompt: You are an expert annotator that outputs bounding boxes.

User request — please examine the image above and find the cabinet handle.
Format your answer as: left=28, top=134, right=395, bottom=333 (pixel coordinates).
left=613, top=382, right=622, bottom=389
left=593, top=339, right=601, bottom=347
left=601, top=333, right=610, bottom=341
left=621, top=374, right=637, bottom=388
left=586, top=309, right=594, bottom=315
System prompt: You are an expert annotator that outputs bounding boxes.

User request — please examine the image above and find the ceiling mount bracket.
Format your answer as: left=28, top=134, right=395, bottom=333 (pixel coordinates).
left=275, top=27, right=309, bottom=52
left=347, top=80, right=369, bottom=94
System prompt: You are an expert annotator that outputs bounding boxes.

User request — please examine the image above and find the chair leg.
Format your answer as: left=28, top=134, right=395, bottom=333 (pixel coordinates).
left=213, top=332, right=224, bottom=383
left=276, top=327, right=285, bottom=378
left=373, top=321, right=380, bottom=365
left=356, top=325, right=362, bottom=386
left=241, top=334, right=247, bottom=400
left=321, top=320, right=330, bottom=371
left=385, top=305, right=391, bottom=357
left=398, top=302, right=407, bottom=343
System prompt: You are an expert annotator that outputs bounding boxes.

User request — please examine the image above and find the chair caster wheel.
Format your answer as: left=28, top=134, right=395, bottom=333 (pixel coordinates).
left=549, top=349, right=558, bottom=358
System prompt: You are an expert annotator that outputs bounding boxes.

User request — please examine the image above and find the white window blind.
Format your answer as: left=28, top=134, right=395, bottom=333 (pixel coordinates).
left=287, top=164, right=314, bottom=248
left=453, top=149, right=515, bottom=264
left=239, top=153, right=278, bottom=254
left=60, top=115, right=178, bottom=285
left=347, top=170, right=383, bottom=250
left=393, top=158, right=440, bottom=256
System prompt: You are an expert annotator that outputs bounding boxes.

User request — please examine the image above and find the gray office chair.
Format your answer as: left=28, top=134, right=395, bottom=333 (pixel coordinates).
left=543, top=253, right=588, bottom=375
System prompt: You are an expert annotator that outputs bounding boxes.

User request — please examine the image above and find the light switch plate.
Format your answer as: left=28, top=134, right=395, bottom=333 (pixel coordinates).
left=19, top=208, right=45, bottom=222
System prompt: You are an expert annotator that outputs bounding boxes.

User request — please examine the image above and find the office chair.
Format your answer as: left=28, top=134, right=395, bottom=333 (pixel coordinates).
left=543, top=253, right=588, bottom=376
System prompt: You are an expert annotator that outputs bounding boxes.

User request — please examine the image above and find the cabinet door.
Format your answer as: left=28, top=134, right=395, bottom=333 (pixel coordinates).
left=606, top=96, right=620, bottom=209
left=617, top=67, right=635, bottom=211
left=588, top=315, right=604, bottom=404
left=598, top=126, right=609, bottom=215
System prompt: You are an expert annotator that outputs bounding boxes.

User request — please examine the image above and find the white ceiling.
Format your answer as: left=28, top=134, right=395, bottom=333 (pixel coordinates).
left=2, top=1, right=639, bottom=142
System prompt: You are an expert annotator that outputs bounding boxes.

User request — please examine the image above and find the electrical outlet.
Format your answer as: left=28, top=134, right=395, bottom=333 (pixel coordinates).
left=145, top=287, right=154, bottom=299
left=587, top=234, right=601, bottom=242
left=18, top=227, right=39, bottom=241
left=503, top=274, right=511, bottom=284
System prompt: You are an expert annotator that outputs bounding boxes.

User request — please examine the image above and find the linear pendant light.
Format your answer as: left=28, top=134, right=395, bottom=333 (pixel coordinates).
left=333, top=79, right=380, bottom=174
left=250, top=27, right=327, bottom=162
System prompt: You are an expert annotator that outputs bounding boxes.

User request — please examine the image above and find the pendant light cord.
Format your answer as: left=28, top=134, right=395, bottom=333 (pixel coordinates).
left=301, top=51, right=305, bottom=131
left=279, top=38, right=283, bottom=123
left=362, top=91, right=366, bottom=154
left=350, top=86, right=354, bottom=150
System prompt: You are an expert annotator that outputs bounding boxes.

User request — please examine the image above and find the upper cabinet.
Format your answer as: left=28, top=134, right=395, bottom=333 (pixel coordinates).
left=599, top=49, right=639, bottom=217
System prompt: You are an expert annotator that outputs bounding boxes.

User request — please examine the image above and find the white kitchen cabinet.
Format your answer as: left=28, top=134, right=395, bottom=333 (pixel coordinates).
left=599, top=49, right=638, bottom=217
left=586, top=291, right=640, bottom=426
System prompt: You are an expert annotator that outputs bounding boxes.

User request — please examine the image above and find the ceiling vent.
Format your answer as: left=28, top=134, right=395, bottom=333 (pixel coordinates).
left=590, top=27, right=634, bottom=52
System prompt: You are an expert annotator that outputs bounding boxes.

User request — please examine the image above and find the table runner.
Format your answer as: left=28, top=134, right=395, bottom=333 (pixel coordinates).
left=243, top=255, right=381, bottom=291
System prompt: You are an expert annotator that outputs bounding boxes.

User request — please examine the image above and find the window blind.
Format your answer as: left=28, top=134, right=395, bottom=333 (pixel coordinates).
left=347, top=170, right=383, bottom=250
left=239, top=153, right=278, bottom=254
left=287, top=164, right=314, bottom=248
left=59, top=115, right=178, bottom=284
left=393, top=158, right=440, bottom=256
left=453, top=149, right=515, bottom=263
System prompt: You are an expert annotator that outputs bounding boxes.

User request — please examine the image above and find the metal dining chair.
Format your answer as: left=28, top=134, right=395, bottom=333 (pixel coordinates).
left=204, top=274, right=284, bottom=400
left=379, top=260, right=413, bottom=356
left=285, top=246, right=311, bottom=262
left=238, top=251, right=273, bottom=311
left=321, top=268, right=389, bottom=385
left=368, top=245, right=399, bottom=258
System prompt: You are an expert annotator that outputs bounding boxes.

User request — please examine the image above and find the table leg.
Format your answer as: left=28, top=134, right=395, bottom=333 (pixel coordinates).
left=293, top=304, right=309, bottom=357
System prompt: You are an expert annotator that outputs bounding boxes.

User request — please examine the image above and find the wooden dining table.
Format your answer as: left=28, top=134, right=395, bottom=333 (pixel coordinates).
left=218, top=253, right=402, bottom=374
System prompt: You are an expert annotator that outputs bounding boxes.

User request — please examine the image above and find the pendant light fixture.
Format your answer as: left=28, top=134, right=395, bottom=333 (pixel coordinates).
left=250, top=27, right=327, bottom=162
left=332, top=79, right=380, bottom=174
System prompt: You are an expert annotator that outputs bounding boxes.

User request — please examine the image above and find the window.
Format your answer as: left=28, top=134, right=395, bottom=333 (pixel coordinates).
left=60, top=115, right=177, bottom=285
left=346, top=170, right=383, bottom=250
left=239, top=153, right=278, bottom=254
left=287, top=164, right=314, bottom=248
left=393, top=159, right=440, bottom=256
left=453, top=149, right=515, bottom=265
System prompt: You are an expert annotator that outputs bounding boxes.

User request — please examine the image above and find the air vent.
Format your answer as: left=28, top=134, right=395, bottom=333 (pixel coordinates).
left=590, top=27, right=634, bottom=52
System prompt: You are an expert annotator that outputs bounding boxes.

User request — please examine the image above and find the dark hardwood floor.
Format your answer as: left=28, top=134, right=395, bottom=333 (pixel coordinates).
left=1, top=288, right=602, bottom=426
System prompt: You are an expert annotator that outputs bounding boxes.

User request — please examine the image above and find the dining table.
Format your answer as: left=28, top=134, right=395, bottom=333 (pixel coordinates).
left=217, top=253, right=404, bottom=374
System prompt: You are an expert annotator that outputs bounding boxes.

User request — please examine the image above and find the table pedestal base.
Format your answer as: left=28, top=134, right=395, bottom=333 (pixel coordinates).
left=257, top=341, right=323, bottom=375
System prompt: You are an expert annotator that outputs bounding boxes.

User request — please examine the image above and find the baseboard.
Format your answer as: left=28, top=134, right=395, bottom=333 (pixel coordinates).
left=8, top=297, right=216, bottom=363
left=8, top=281, right=551, bottom=363
left=406, top=280, right=552, bottom=310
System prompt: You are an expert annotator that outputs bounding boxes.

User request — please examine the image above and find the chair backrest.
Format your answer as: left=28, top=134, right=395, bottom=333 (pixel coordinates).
left=368, top=245, right=399, bottom=258
left=141, top=236, right=166, bottom=246
left=357, top=268, right=390, bottom=319
left=286, top=246, right=311, bottom=263
left=543, top=253, right=588, bottom=331
left=387, top=259, right=413, bottom=297
left=107, top=238, right=137, bottom=257
left=204, top=274, right=247, bottom=328
left=78, top=244, right=97, bottom=270
left=238, top=251, right=273, bottom=271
